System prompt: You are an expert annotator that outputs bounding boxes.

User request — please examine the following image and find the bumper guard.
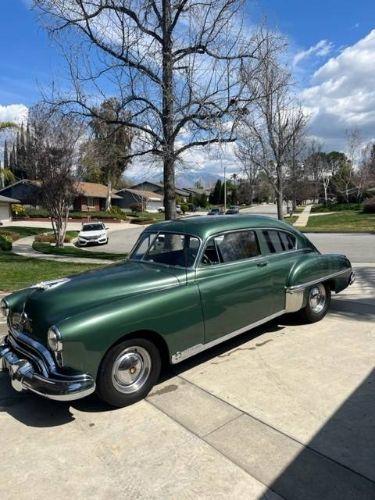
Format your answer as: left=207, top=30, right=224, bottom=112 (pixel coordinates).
left=0, top=338, right=95, bottom=402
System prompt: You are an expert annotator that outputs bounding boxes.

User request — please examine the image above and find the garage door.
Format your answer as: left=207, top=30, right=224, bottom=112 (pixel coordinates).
left=0, top=203, right=10, bottom=223
left=147, top=200, right=162, bottom=213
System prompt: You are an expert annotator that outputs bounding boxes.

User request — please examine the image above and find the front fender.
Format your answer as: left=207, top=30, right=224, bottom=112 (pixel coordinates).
left=56, top=283, right=204, bottom=378
left=285, top=253, right=352, bottom=313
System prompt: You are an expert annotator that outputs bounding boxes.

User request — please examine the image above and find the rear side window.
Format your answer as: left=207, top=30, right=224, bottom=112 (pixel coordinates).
left=201, top=230, right=260, bottom=265
left=263, top=230, right=296, bottom=254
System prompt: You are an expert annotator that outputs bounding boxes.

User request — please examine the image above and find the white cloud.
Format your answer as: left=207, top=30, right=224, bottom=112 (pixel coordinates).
left=301, top=30, right=375, bottom=150
left=0, top=104, right=28, bottom=125
left=293, top=40, right=334, bottom=66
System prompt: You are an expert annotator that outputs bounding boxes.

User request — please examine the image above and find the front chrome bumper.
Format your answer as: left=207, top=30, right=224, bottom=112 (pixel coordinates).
left=0, top=334, right=95, bottom=402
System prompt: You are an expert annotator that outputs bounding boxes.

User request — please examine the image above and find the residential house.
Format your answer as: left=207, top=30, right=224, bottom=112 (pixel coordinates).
left=0, top=194, right=20, bottom=224
left=0, top=180, right=42, bottom=208
left=73, top=182, right=121, bottom=212
left=115, top=188, right=163, bottom=212
left=130, top=181, right=189, bottom=202
left=0, top=180, right=121, bottom=212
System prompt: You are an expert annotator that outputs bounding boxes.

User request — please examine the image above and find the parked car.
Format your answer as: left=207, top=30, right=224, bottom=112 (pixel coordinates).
left=0, top=216, right=354, bottom=407
left=158, top=205, right=182, bottom=215
left=225, top=206, right=240, bottom=215
left=207, top=207, right=223, bottom=215
left=77, top=222, right=108, bottom=246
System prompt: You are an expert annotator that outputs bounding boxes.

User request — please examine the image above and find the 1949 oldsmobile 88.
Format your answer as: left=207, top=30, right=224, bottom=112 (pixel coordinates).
left=0, top=215, right=355, bottom=407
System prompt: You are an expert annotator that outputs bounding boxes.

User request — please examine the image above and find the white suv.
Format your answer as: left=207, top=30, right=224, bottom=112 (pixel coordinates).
left=77, top=222, right=108, bottom=246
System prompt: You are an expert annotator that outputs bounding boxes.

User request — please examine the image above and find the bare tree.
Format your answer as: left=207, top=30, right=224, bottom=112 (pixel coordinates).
left=235, top=138, right=260, bottom=205
left=28, top=104, right=84, bottom=247
left=34, top=0, right=272, bottom=219
left=239, top=37, right=307, bottom=220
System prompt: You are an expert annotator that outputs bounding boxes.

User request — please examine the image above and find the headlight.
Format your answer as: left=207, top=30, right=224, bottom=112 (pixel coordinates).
left=1, top=299, right=9, bottom=318
left=47, top=326, right=63, bottom=352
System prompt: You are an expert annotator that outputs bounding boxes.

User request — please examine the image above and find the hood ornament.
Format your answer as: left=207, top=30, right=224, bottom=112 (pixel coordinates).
left=31, top=277, right=71, bottom=290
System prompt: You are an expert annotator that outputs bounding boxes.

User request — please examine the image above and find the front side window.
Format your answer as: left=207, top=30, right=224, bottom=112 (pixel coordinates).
left=130, top=232, right=200, bottom=267
left=263, top=230, right=296, bottom=253
left=201, top=230, right=260, bottom=265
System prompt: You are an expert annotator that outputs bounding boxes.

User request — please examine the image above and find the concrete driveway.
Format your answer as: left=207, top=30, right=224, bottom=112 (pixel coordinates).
left=0, top=267, right=374, bottom=499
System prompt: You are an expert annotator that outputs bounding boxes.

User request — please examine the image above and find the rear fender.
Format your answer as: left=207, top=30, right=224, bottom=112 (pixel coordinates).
left=285, top=253, right=352, bottom=313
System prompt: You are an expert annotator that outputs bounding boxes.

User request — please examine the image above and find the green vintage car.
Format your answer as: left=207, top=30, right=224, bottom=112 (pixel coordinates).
left=0, top=215, right=355, bottom=407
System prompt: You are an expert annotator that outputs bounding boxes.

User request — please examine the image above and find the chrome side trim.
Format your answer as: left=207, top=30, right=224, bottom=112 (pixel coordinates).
left=171, top=310, right=286, bottom=364
left=285, top=268, right=352, bottom=313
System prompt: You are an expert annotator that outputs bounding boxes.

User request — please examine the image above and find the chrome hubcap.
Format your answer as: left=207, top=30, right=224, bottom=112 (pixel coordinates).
left=112, top=346, right=151, bottom=394
left=308, top=284, right=326, bottom=313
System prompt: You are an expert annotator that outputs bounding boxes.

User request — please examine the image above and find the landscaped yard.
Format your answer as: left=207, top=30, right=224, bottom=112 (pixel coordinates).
left=303, top=210, right=375, bottom=233
left=32, top=241, right=127, bottom=261
left=0, top=252, right=102, bottom=292
left=0, top=226, right=47, bottom=240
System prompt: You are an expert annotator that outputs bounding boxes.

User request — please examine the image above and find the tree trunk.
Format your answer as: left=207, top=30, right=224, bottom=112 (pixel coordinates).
left=276, top=170, right=284, bottom=220
left=106, top=178, right=112, bottom=211
left=162, top=0, right=176, bottom=220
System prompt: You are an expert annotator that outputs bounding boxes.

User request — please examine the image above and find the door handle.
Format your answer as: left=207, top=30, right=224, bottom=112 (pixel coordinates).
left=257, top=261, right=268, bottom=267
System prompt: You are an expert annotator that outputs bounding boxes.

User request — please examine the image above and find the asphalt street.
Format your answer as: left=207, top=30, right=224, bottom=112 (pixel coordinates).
left=82, top=205, right=375, bottom=263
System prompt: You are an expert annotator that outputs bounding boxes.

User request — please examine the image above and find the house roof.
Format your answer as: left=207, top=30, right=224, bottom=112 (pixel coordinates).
left=0, top=194, right=20, bottom=203
left=130, top=181, right=189, bottom=197
left=116, top=188, right=163, bottom=201
left=75, top=182, right=122, bottom=199
left=0, top=179, right=41, bottom=193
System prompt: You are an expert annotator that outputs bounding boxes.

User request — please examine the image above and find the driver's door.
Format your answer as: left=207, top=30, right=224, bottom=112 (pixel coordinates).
left=196, top=230, right=274, bottom=344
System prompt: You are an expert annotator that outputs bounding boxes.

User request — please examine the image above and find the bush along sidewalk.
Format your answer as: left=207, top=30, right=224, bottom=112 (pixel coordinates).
left=0, top=234, right=12, bottom=251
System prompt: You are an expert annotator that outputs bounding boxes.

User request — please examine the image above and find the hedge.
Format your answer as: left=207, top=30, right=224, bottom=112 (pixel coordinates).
left=0, top=234, right=12, bottom=251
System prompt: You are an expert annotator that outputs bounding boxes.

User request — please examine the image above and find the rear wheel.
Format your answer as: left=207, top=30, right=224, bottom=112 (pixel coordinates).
left=297, top=282, right=331, bottom=323
left=97, top=338, right=161, bottom=407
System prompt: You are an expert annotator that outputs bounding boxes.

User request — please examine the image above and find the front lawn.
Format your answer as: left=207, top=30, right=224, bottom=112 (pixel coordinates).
left=0, top=226, right=47, bottom=241
left=303, top=211, right=375, bottom=233
left=0, top=252, right=102, bottom=292
left=33, top=241, right=126, bottom=261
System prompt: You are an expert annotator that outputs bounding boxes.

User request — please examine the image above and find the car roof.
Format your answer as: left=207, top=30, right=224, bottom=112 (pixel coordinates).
left=146, top=215, right=301, bottom=240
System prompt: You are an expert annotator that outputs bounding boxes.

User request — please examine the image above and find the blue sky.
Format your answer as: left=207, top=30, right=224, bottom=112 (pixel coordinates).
left=0, top=0, right=375, bottom=168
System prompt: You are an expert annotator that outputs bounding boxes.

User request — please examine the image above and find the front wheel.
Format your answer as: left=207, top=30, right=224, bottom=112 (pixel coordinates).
left=297, top=282, right=331, bottom=323
left=96, top=338, right=161, bottom=407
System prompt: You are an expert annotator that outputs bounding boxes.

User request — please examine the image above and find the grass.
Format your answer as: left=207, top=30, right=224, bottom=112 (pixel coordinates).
left=0, top=252, right=102, bottom=292
left=32, top=241, right=126, bottom=261
left=284, top=215, right=298, bottom=225
left=303, top=210, right=375, bottom=233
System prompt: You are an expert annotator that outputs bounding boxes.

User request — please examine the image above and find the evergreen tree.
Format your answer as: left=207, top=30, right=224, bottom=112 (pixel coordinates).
left=209, top=179, right=222, bottom=204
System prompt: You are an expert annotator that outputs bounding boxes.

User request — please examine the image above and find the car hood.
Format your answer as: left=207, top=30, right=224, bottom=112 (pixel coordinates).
left=9, top=261, right=183, bottom=342
left=79, top=230, right=106, bottom=237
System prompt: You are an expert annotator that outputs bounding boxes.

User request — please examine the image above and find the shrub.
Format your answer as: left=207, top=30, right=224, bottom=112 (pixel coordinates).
left=312, top=203, right=362, bottom=213
left=180, top=203, right=189, bottom=213
left=11, top=204, right=27, bottom=217
left=0, top=234, right=12, bottom=251
left=109, top=206, right=126, bottom=219
left=0, top=230, right=19, bottom=242
left=129, top=203, right=143, bottom=213
left=362, top=197, right=375, bottom=213
left=34, top=233, right=74, bottom=244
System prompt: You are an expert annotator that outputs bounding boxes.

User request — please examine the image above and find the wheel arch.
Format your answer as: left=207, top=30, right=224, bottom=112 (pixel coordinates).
left=99, top=329, right=171, bottom=372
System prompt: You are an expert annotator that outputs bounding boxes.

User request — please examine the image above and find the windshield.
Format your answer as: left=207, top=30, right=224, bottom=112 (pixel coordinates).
left=130, top=232, right=200, bottom=268
left=82, top=224, right=104, bottom=232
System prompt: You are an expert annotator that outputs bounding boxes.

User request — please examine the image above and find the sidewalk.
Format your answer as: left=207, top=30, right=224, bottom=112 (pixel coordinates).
left=293, top=204, right=312, bottom=227
left=12, top=236, right=113, bottom=264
